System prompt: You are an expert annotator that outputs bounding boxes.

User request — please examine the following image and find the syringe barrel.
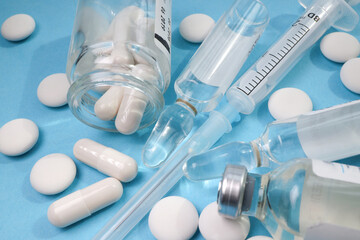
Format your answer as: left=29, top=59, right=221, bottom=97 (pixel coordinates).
left=174, top=0, right=269, bottom=113
left=226, top=0, right=358, bottom=114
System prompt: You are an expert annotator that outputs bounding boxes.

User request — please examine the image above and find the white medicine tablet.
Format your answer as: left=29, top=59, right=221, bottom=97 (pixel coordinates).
left=199, top=202, right=250, bottom=240
left=37, top=73, right=70, bottom=107
left=0, top=118, right=39, bottom=156
left=179, top=13, right=215, bottom=43
left=247, top=236, right=273, bottom=240
left=340, top=58, right=360, bottom=94
left=268, top=88, right=313, bottom=120
left=30, top=153, right=76, bottom=195
left=320, top=32, right=360, bottom=63
left=1, top=14, right=35, bottom=41
left=148, top=196, right=199, bottom=240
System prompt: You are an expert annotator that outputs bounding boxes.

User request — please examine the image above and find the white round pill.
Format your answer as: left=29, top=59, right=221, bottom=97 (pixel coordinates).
left=1, top=14, right=35, bottom=41
left=320, top=32, right=360, bottom=63
left=340, top=58, right=360, bottom=94
left=30, top=153, right=76, bottom=195
left=0, top=118, right=39, bottom=156
left=37, top=73, right=70, bottom=107
left=148, top=196, right=199, bottom=240
left=179, top=13, right=215, bottom=43
left=199, top=202, right=250, bottom=240
left=247, top=236, right=273, bottom=240
left=268, top=88, right=313, bottom=120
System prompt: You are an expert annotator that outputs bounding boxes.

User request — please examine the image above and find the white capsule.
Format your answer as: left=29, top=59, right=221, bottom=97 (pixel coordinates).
left=115, top=88, right=148, bottom=135
left=48, top=177, right=122, bottom=228
left=94, top=86, right=124, bottom=121
left=73, top=138, right=138, bottom=182
left=131, top=64, right=158, bottom=84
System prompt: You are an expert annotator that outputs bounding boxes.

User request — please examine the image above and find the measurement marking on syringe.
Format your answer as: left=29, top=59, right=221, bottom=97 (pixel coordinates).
left=237, top=23, right=310, bottom=96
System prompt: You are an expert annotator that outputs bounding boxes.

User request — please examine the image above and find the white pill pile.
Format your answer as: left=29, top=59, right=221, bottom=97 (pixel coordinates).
left=48, top=177, right=123, bottom=227
left=73, top=138, right=138, bottom=182
left=30, top=153, right=76, bottom=195
left=148, top=196, right=199, bottom=240
left=37, top=73, right=70, bottom=107
left=1, top=14, right=35, bottom=41
left=180, top=13, right=215, bottom=43
left=0, top=118, right=39, bottom=156
left=268, top=88, right=313, bottom=120
left=247, top=236, right=273, bottom=240
left=340, top=58, right=360, bottom=94
left=199, top=202, right=250, bottom=240
left=320, top=32, right=360, bottom=63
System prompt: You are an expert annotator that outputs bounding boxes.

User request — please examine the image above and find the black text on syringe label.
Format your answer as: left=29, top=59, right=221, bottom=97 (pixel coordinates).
left=155, top=0, right=171, bottom=62
left=236, top=8, right=325, bottom=96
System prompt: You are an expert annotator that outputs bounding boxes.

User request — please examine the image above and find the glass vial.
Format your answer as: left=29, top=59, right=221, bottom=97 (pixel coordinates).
left=66, top=0, right=171, bottom=134
left=218, top=159, right=360, bottom=240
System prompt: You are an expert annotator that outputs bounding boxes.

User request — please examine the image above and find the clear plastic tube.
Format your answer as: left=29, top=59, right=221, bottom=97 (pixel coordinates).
left=184, top=100, right=360, bottom=181
left=142, top=0, right=269, bottom=168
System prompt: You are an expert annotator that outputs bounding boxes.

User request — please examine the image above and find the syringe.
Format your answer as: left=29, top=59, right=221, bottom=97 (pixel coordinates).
left=94, top=0, right=359, bottom=239
left=184, top=100, right=360, bottom=181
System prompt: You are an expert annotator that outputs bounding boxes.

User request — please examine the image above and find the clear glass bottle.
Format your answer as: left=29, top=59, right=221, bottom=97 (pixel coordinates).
left=183, top=99, right=360, bottom=181
left=218, top=159, right=360, bottom=240
left=142, top=0, right=269, bottom=168
left=66, top=0, right=171, bottom=134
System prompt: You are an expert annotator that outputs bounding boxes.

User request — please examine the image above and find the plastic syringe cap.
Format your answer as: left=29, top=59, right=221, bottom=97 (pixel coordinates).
left=217, top=165, right=248, bottom=219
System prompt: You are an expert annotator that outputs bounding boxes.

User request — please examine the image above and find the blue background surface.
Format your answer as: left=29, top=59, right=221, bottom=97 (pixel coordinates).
left=0, top=0, right=359, bottom=239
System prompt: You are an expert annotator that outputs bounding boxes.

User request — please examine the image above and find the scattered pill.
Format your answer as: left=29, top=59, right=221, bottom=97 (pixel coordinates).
left=148, top=196, right=199, bottom=240
left=0, top=118, right=39, bottom=156
left=320, top=32, right=360, bottom=63
left=48, top=177, right=122, bottom=227
left=37, top=73, right=70, bottom=107
left=340, top=58, right=360, bottom=94
left=247, top=236, right=273, bottom=240
left=30, top=153, right=76, bottom=195
left=199, top=202, right=250, bottom=240
left=268, top=88, right=313, bottom=120
left=115, top=88, right=148, bottom=135
left=1, top=14, right=35, bottom=41
left=180, top=14, right=215, bottom=43
left=95, top=86, right=124, bottom=121
left=73, top=138, right=137, bottom=182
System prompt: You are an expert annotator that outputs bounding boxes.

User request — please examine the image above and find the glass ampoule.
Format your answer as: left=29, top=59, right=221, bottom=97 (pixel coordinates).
left=217, top=159, right=360, bottom=240
left=184, top=99, right=360, bottom=181
left=141, top=0, right=269, bottom=168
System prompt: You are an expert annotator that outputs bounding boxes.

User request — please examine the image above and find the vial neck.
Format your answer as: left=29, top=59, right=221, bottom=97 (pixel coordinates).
left=241, top=173, right=268, bottom=218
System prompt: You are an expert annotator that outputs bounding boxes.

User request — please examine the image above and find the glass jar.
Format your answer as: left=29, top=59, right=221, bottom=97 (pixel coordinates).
left=66, top=0, right=171, bottom=134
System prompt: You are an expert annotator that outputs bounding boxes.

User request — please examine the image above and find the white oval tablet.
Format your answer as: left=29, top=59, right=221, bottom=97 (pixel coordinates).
left=37, top=73, right=70, bottom=107
left=247, top=236, right=273, bottom=240
left=199, top=202, right=250, bottom=240
left=180, top=14, right=215, bottom=43
left=30, top=153, right=76, bottom=195
left=268, top=88, right=313, bottom=120
left=340, top=58, right=360, bottom=94
left=148, top=196, right=199, bottom=240
left=1, top=14, right=35, bottom=41
left=0, top=118, right=39, bottom=156
left=320, top=32, right=360, bottom=63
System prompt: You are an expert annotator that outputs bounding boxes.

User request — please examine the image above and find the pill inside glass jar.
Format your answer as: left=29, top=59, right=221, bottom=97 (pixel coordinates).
left=66, top=1, right=171, bottom=134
